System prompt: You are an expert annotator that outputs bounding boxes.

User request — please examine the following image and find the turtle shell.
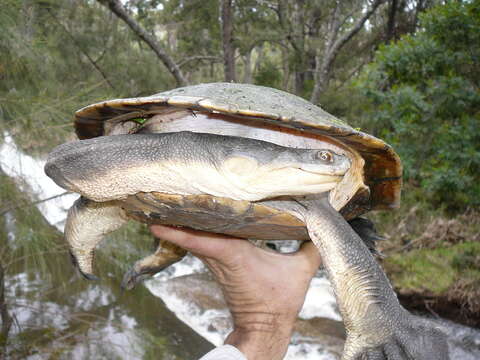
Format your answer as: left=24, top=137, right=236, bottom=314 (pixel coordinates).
left=74, top=82, right=402, bottom=221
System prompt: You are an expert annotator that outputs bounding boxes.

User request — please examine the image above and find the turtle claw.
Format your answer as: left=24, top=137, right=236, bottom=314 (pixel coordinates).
left=121, top=268, right=141, bottom=290
left=69, top=250, right=99, bottom=281
left=121, top=264, right=167, bottom=290
left=79, top=271, right=100, bottom=281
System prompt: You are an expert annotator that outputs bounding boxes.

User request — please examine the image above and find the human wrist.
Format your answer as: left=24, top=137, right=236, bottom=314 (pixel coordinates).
left=225, top=325, right=292, bottom=360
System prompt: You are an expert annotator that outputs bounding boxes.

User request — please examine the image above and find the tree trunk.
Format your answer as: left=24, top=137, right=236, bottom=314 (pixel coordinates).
left=220, top=0, right=236, bottom=82
left=242, top=49, right=253, bottom=83
left=280, top=45, right=291, bottom=91
left=310, top=0, right=385, bottom=104
left=97, top=0, right=187, bottom=86
left=311, top=49, right=329, bottom=103
left=386, top=0, right=399, bottom=42
left=292, top=0, right=306, bottom=95
left=0, top=263, right=12, bottom=348
left=253, top=45, right=265, bottom=81
left=413, top=0, right=427, bottom=31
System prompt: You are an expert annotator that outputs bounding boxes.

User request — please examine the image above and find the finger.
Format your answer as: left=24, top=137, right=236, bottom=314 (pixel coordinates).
left=296, top=241, right=322, bottom=272
left=149, top=225, right=244, bottom=259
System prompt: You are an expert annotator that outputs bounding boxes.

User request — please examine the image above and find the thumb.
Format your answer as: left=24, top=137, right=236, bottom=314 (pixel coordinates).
left=149, top=225, right=234, bottom=259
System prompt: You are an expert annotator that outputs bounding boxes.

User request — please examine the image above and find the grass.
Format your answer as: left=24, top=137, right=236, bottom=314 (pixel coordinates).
left=365, top=182, right=480, bottom=318
left=0, top=171, right=66, bottom=283
left=384, top=241, right=480, bottom=295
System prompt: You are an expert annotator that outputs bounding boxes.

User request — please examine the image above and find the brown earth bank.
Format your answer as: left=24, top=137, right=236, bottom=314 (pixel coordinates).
left=378, top=208, right=480, bottom=329
left=397, top=290, right=480, bottom=328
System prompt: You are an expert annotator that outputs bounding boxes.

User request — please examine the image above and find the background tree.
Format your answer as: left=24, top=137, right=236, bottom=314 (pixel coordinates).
left=353, top=1, right=480, bottom=210
left=309, top=0, right=385, bottom=104
left=221, top=0, right=236, bottom=82
left=0, top=263, right=12, bottom=348
left=97, top=0, right=188, bottom=86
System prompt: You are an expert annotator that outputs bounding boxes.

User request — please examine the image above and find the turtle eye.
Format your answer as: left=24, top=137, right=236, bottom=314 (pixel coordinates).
left=316, top=150, right=333, bottom=162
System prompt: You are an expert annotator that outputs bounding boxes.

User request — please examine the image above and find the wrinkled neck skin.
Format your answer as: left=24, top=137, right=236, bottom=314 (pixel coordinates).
left=300, top=197, right=406, bottom=340
left=301, top=198, right=450, bottom=359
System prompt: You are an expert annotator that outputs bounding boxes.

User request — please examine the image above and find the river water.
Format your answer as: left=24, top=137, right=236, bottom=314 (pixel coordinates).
left=1, top=134, right=479, bottom=359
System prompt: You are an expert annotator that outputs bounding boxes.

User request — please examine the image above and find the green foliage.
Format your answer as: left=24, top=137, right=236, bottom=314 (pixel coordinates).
left=0, top=0, right=174, bottom=151
left=451, top=246, right=480, bottom=272
left=0, top=171, right=65, bottom=280
left=355, top=1, right=480, bottom=210
left=253, top=56, right=282, bottom=89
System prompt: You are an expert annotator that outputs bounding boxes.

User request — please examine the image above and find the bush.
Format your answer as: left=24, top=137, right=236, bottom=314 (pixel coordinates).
left=354, top=1, right=480, bottom=211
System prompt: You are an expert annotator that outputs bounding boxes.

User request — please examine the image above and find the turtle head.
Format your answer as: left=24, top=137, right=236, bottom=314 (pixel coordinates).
left=220, top=146, right=351, bottom=200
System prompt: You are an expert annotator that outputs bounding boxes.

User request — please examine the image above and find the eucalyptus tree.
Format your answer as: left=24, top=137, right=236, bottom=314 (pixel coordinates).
left=96, top=0, right=188, bottom=86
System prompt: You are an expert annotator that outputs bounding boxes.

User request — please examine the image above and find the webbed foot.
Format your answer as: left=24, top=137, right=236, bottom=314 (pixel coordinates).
left=121, top=238, right=187, bottom=290
left=343, top=315, right=448, bottom=359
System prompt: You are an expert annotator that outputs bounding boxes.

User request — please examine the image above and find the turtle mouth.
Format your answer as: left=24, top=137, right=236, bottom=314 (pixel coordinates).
left=297, top=168, right=347, bottom=178
left=298, top=168, right=345, bottom=184
left=283, top=167, right=345, bottom=183
left=232, top=167, right=346, bottom=201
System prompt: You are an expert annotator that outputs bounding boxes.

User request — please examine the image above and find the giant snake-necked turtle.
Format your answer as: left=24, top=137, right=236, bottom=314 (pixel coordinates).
left=45, top=83, right=447, bottom=359
left=46, top=82, right=399, bottom=283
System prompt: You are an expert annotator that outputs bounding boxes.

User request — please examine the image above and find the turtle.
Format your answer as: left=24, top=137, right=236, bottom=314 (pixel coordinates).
left=45, top=83, right=449, bottom=359
left=46, top=82, right=401, bottom=284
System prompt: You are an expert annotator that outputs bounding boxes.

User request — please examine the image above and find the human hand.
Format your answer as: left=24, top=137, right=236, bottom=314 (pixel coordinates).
left=150, top=225, right=322, bottom=360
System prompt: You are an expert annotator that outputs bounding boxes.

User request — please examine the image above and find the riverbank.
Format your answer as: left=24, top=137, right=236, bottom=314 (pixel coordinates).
left=376, top=204, right=480, bottom=327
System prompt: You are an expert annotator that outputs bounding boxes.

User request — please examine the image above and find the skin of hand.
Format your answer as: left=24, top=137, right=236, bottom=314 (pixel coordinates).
left=150, top=225, right=322, bottom=360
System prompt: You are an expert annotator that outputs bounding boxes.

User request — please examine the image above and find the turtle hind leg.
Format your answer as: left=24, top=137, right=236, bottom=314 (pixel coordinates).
left=121, top=238, right=187, bottom=290
left=65, top=197, right=128, bottom=280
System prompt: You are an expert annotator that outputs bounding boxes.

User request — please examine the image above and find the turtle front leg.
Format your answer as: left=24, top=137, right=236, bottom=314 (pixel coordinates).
left=65, top=197, right=128, bottom=280
left=121, top=237, right=187, bottom=290
left=302, top=197, right=448, bottom=360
